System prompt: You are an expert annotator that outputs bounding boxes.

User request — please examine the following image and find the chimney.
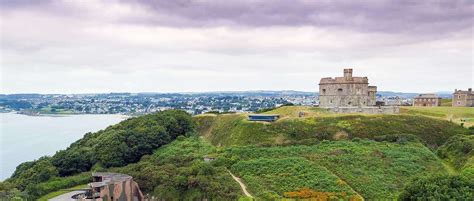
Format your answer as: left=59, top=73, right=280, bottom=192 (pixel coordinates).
left=344, top=69, right=353, bottom=80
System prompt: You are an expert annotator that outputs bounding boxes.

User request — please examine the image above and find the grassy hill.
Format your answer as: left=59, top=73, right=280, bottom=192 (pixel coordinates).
left=196, top=106, right=468, bottom=148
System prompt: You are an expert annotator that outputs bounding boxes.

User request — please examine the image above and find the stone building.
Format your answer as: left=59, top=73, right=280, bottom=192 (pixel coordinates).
left=318, top=68, right=398, bottom=114
left=70, top=172, right=144, bottom=201
left=453, top=88, right=474, bottom=107
left=413, top=94, right=441, bottom=107
left=319, top=69, right=377, bottom=108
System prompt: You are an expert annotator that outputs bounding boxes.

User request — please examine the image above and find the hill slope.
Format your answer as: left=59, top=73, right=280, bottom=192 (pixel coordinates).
left=196, top=106, right=468, bottom=148
left=218, top=140, right=447, bottom=199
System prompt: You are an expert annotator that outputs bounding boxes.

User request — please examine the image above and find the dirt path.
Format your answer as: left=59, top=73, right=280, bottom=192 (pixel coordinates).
left=228, top=170, right=253, bottom=198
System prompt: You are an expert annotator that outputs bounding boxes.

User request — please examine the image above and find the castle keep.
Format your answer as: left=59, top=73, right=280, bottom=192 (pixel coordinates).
left=318, top=69, right=398, bottom=114
left=319, top=69, right=377, bottom=108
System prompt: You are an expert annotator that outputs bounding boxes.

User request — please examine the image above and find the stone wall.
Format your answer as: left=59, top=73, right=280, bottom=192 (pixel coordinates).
left=319, top=83, right=372, bottom=108
left=453, top=89, right=474, bottom=107
left=413, top=98, right=441, bottom=107
left=328, top=106, right=400, bottom=114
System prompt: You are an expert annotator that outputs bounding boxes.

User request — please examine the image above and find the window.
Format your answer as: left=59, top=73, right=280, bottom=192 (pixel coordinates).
left=322, top=89, right=326, bottom=94
left=338, top=88, right=343, bottom=93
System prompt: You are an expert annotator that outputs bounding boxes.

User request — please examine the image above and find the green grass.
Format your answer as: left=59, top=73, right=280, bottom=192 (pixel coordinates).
left=218, top=140, right=448, bottom=199
left=37, top=184, right=87, bottom=201
left=195, top=108, right=468, bottom=148
left=440, top=99, right=452, bottom=106
left=400, top=106, right=474, bottom=127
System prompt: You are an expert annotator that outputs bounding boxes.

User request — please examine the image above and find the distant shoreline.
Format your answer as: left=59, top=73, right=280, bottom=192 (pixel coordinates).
left=1, top=111, right=131, bottom=119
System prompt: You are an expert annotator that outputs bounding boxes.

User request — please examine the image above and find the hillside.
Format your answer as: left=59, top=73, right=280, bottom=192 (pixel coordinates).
left=196, top=106, right=468, bottom=148
left=437, top=134, right=474, bottom=177
left=32, top=137, right=449, bottom=200
left=220, top=140, right=447, bottom=199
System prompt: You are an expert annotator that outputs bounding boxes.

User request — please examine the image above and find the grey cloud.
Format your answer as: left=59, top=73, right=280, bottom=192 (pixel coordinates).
left=121, top=0, right=473, bottom=35
left=2, top=0, right=472, bottom=35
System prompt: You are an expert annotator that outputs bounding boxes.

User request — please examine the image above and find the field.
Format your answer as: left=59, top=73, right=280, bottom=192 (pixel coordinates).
left=440, top=99, right=452, bottom=106
left=400, top=106, right=474, bottom=127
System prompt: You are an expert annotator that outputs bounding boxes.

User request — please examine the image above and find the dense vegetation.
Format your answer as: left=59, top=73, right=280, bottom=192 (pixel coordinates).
left=230, top=157, right=360, bottom=200
left=216, top=140, right=447, bottom=199
left=399, top=174, right=474, bottom=200
left=196, top=110, right=467, bottom=148
left=3, top=110, right=195, bottom=199
left=437, top=134, right=474, bottom=177
left=111, top=136, right=242, bottom=199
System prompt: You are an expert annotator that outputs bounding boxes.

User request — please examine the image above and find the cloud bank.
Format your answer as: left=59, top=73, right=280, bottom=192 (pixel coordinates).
left=1, top=0, right=472, bottom=93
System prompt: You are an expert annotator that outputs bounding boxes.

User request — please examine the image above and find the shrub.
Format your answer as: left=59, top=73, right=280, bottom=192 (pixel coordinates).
left=399, top=175, right=474, bottom=200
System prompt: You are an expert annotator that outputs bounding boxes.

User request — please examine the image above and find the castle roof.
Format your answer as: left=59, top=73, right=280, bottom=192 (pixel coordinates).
left=319, top=76, right=368, bottom=84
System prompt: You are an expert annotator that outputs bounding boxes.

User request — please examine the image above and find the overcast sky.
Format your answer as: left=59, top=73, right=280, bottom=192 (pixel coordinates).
left=0, top=0, right=472, bottom=94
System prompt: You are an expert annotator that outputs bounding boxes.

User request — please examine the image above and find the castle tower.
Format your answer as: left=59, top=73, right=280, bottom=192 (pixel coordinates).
left=344, top=69, right=353, bottom=81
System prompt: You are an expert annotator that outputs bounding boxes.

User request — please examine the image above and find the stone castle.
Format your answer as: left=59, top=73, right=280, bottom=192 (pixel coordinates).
left=318, top=69, right=399, bottom=113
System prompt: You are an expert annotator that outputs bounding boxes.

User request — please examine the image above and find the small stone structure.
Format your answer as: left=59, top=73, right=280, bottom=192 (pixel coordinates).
left=453, top=88, right=474, bottom=107
left=413, top=94, right=441, bottom=107
left=70, top=172, right=144, bottom=201
left=318, top=68, right=398, bottom=114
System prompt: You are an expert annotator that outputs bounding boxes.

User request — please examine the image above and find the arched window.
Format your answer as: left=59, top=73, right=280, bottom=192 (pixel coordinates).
left=338, top=88, right=343, bottom=93
left=322, top=89, right=326, bottom=94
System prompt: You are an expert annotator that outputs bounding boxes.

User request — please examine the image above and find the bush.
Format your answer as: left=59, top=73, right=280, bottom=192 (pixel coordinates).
left=399, top=175, right=474, bottom=200
left=437, top=135, right=474, bottom=170
left=373, top=134, right=419, bottom=144
left=7, top=157, right=58, bottom=191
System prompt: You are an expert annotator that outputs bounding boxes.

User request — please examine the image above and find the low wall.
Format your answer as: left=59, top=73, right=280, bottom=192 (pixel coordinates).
left=327, top=106, right=400, bottom=114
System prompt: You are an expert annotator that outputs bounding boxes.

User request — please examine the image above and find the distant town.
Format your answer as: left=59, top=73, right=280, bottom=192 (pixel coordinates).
left=0, top=90, right=456, bottom=116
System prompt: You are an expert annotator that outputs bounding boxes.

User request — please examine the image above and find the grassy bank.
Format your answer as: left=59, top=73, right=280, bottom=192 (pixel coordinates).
left=195, top=106, right=468, bottom=147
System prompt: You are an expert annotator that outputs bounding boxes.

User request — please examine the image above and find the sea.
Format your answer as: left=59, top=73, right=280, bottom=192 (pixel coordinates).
left=0, top=112, right=128, bottom=181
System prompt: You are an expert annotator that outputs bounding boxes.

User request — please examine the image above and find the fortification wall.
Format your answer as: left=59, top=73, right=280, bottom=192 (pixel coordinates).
left=319, top=83, right=371, bottom=107
left=328, top=106, right=400, bottom=114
